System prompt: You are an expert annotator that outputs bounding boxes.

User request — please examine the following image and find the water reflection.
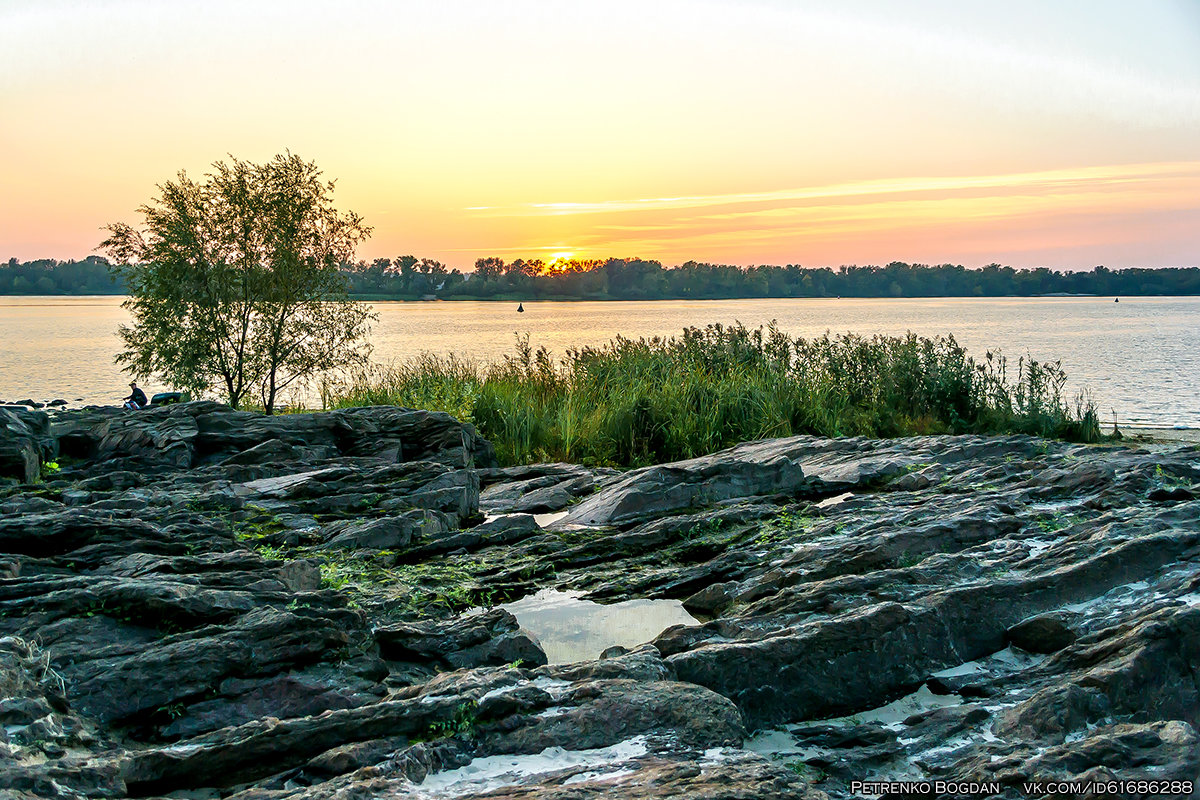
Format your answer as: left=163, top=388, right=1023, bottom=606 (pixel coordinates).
left=500, top=588, right=698, bottom=664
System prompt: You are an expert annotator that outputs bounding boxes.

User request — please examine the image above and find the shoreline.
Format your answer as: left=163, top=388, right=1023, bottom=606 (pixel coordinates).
left=1120, top=426, right=1200, bottom=444
left=5, top=292, right=1195, bottom=302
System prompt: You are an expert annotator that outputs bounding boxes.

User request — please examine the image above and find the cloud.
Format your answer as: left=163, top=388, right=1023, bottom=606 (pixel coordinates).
left=468, top=162, right=1200, bottom=218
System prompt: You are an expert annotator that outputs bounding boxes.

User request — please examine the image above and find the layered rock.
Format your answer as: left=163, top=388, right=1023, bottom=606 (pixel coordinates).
left=1, top=405, right=1198, bottom=799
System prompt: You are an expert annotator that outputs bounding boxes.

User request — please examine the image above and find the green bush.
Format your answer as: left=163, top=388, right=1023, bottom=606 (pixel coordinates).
left=330, top=324, right=1100, bottom=467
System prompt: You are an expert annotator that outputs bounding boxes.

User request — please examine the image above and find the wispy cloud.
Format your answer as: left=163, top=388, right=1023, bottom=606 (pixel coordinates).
left=466, top=161, right=1200, bottom=265
left=466, top=162, right=1200, bottom=218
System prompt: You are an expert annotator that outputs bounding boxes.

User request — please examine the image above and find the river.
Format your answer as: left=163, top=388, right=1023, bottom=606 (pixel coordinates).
left=1, top=295, right=1197, bottom=427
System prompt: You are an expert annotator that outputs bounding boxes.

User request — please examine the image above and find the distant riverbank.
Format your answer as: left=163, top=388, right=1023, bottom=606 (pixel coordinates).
left=4, top=259, right=1199, bottom=300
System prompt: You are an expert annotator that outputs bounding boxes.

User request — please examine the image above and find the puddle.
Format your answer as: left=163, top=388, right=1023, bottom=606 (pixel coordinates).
left=1027, top=499, right=1082, bottom=513
left=929, top=645, right=1045, bottom=682
left=742, top=729, right=825, bottom=760
left=819, top=684, right=962, bottom=730
left=482, top=511, right=570, bottom=527
left=815, top=492, right=854, bottom=509
left=408, top=736, right=648, bottom=798
left=499, top=589, right=699, bottom=664
left=1020, top=538, right=1055, bottom=559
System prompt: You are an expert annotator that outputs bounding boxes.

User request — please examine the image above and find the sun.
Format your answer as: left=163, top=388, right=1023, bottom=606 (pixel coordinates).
left=549, top=251, right=575, bottom=261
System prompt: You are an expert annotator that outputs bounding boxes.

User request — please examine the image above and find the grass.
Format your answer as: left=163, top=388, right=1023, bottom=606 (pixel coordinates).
left=329, top=324, right=1101, bottom=468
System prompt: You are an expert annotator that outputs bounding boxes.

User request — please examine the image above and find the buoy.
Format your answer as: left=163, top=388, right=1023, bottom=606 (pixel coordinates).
left=517, top=302, right=525, bottom=313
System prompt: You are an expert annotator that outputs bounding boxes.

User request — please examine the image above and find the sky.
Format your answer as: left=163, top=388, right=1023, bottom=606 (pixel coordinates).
left=2, top=0, right=1198, bottom=270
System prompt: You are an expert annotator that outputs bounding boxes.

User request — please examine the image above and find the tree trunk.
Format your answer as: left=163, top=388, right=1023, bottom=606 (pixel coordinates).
left=265, top=367, right=277, bottom=415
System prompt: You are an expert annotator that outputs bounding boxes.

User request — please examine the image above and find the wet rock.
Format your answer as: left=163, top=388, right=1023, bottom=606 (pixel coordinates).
left=951, top=721, right=1200, bottom=791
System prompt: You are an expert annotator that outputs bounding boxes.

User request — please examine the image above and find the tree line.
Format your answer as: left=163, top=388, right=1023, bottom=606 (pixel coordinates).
left=4, top=255, right=1199, bottom=299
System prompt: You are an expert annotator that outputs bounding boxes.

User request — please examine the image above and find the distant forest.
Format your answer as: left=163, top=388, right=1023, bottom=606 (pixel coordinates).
left=3, top=255, right=1199, bottom=300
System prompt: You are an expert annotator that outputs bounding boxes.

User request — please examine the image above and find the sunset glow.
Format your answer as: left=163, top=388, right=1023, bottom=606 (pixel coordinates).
left=2, top=0, right=1197, bottom=269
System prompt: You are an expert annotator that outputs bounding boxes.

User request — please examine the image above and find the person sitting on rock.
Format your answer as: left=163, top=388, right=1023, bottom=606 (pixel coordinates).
left=123, top=381, right=148, bottom=410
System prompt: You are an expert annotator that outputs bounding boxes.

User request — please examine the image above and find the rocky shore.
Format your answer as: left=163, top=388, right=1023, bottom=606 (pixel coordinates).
left=1, top=402, right=1198, bottom=799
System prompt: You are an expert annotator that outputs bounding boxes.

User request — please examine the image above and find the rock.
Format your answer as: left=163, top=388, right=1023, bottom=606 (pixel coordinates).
left=1006, top=611, right=1078, bottom=653
left=121, top=692, right=469, bottom=792
left=0, top=407, right=50, bottom=483
left=318, top=511, right=451, bottom=551
left=537, top=644, right=674, bottom=683
left=683, top=581, right=739, bottom=616
left=159, top=673, right=368, bottom=739
left=374, top=609, right=547, bottom=670
left=473, top=513, right=542, bottom=544
left=276, top=559, right=324, bottom=592
left=302, top=734, right=410, bottom=778
left=478, top=679, right=746, bottom=753
left=510, top=475, right=597, bottom=514
left=1, top=416, right=1198, bottom=798
left=50, top=401, right=492, bottom=472
left=60, top=606, right=355, bottom=724
left=220, top=437, right=301, bottom=465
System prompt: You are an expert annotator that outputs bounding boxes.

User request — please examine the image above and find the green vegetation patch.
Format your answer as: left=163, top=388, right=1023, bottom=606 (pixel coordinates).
left=331, top=324, right=1101, bottom=468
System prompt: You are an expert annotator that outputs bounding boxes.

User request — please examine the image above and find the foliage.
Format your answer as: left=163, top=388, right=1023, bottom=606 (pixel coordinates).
left=423, top=701, right=479, bottom=740
left=346, top=258, right=1200, bottom=300
left=331, top=324, right=1101, bottom=467
left=98, top=153, right=375, bottom=413
left=6, top=257, right=1200, bottom=300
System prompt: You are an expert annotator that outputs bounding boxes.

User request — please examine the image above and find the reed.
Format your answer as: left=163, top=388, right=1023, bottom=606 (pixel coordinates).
left=330, top=324, right=1101, bottom=467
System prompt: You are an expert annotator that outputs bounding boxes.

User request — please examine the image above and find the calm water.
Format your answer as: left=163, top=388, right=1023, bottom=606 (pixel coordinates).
left=499, top=588, right=699, bottom=664
left=1, top=295, right=1197, bottom=426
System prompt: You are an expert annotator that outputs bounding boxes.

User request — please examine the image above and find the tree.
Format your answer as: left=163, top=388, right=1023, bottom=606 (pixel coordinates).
left=474, top=257, right=505, bottom=280
left=100, top=153, right=375, bottom=414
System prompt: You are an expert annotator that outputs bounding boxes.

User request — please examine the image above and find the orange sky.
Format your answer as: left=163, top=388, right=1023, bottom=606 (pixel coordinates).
left=2, top=0, right=1198, bottom=269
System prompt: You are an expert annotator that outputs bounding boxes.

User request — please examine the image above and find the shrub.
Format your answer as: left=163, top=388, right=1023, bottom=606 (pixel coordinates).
left=331, top=324, right=1100, bottom=466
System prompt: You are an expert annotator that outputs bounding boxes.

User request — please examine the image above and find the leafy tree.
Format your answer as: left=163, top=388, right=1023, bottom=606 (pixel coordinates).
left=473, top=257, right=505, bottom=280
left=99, top=153, right=375, bottom=413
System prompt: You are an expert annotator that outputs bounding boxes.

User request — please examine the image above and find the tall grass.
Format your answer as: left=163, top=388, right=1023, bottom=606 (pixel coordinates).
left=331, top=324, right=1101, bottom=467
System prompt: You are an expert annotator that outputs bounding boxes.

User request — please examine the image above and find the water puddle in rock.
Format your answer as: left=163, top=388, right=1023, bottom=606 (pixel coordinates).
left=815, top=492, right=854, bottom=509
left=1027, top=499, right=1083, bottom=513
left=819, top=684, right=963, bottom=730
left=742, top=729, right=825, bottom=760
left=481, top=511, right=570, bottom=527
left=931, top=645, right=1045, bottom=679
left=499, top=589, right=699, bottom=664
left=407, top=736, right=648, bottom=798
